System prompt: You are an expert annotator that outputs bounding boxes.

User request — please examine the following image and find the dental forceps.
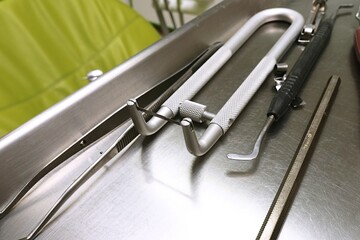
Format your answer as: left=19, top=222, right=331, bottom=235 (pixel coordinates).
left=13, top=43, right=222, bottom=240
left=0, top=43, right=220, bottom=224
left=128, top=8, right=304, bottom=156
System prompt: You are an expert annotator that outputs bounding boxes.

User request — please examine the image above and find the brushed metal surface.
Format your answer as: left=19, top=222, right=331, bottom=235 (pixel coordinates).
left=1, top=0, right=359, bottom=239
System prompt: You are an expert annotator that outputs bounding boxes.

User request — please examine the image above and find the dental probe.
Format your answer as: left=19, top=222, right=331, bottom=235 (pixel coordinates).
left=227, top=4, right=353, bottom=161
left=257, top=75, right=341, bottom=240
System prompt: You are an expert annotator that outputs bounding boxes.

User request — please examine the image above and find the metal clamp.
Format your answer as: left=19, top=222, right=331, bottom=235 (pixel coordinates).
left=128, top=8, right=304, bottom=156
left=179, top=100, right=215, bottom=123
left=273, top=63, right=288, bottom=91
left=298, top=0, right=327, bottom=43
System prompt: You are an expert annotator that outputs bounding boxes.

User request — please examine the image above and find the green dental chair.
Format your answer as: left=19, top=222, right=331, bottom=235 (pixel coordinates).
left=0, top=0, right=160, bottom=137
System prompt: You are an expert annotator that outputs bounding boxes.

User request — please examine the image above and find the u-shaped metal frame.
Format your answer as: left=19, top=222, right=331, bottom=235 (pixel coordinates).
left=127, top=8, right=304, bottom=155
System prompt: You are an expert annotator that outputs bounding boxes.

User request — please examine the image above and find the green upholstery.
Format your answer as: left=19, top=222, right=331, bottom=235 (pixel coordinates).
left=0, top=0, right=160, bottom=136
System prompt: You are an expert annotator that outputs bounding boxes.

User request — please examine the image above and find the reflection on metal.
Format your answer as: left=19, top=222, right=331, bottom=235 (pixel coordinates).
left=256, top=75, right=341, bottom=240
left=86, top=69, right=103, bottom=82
left=298, top=0, right=327, bottom=44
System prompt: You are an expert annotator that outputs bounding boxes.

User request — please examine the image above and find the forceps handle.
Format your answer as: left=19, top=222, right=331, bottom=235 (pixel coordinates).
left=268, top=18, right=333, bottom=120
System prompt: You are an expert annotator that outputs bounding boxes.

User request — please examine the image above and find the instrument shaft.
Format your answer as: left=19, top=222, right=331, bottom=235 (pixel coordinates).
left=257, top=75, right=341, bottom=240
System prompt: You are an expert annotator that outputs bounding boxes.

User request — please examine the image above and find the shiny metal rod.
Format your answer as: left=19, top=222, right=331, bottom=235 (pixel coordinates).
left=256, top=75, right=341, bottom=240
left=227, top=115, right=275, bottom=161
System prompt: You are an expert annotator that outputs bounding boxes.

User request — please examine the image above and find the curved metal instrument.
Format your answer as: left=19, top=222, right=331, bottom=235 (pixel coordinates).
left=0, top=43, right=221, bottom=224
left=228, top=4, right=353, bottom=161
left=13, top=43, right=223, bottom=240
left=128, top=8, right=304, bottom=156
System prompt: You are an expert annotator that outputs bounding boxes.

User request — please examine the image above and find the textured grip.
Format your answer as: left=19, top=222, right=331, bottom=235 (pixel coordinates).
left=211, top=56, right=276, bottom=132
left=179, top=100, right=207, bottom=122
left=163, top=47, right=233, bottom=113
left=268, top=19, right=333, bottom=119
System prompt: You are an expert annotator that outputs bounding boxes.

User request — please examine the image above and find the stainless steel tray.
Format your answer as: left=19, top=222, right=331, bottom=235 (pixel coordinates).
left=1, top=0, right=359, bottom=239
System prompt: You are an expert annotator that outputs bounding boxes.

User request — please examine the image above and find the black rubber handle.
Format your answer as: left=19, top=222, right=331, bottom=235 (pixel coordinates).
left=268, top=18, right=334, bottom=120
